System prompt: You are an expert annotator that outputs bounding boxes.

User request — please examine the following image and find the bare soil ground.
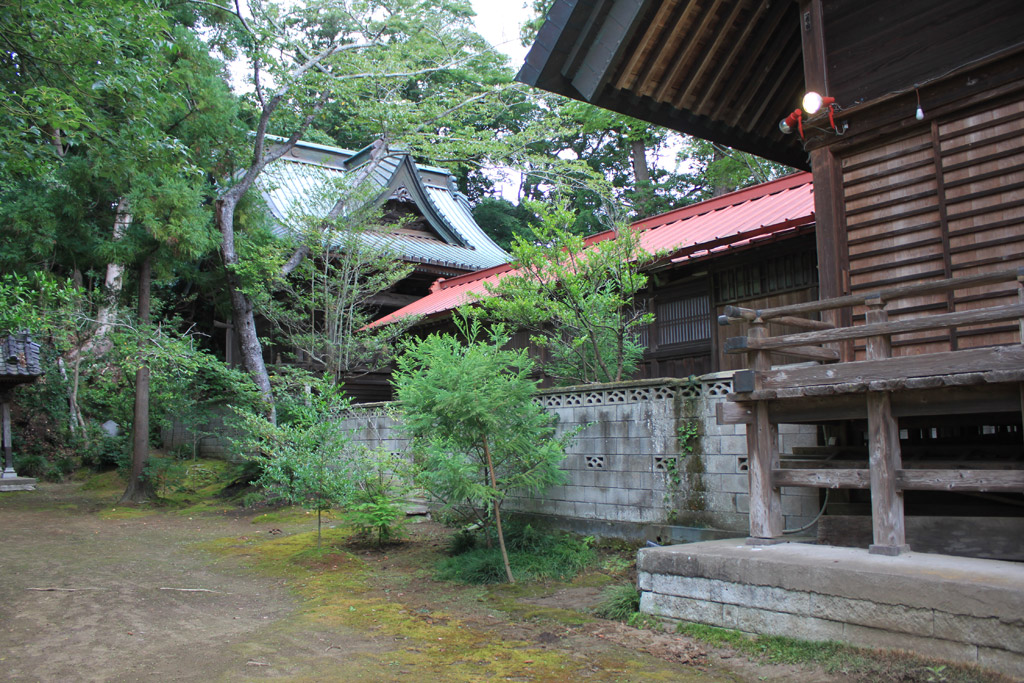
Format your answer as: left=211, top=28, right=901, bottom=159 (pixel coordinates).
left=0, top=477, right=981, bottom=682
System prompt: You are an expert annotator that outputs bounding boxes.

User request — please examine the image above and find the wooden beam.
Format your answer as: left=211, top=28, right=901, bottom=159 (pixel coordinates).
left=753, top=268, right=1021, bottom=320
left=753, top=346, right=1024, bottom=392
left=730, top=303, right=1024, bottom=352
left=765, top=345, right=839, bottom=362
left=717, top=400, right=753, bottom=425
left=864, top=300, right=907, bottom=556
left=1, top=397, right=13, bottom=477
left=867, top=392, right=908, bottom=555
left=773, top=468, right=870, bottom=489
left=732, top=384, right=1022, bottom=424
left=655, top=0, right=725, bottom=104
left=897, top=470, right=1024, bottom=493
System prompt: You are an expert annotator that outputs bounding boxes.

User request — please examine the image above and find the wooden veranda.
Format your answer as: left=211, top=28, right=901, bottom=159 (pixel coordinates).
left=718, top=268, right=1024, bottom=555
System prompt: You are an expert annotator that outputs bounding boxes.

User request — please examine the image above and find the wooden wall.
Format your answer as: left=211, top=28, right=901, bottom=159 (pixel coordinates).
left=824, top=0, right=1024, bottom=109
left=841, top=96, right=1024, bottom=356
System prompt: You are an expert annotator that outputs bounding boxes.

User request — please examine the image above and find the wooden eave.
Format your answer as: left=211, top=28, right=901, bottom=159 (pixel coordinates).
left=518, top=0, right=810, bottom=170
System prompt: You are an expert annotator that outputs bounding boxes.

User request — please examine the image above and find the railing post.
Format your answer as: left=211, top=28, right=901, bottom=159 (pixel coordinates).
left=864, top=297, right=908, bottom=555
left=745, top=319, right=783, bottom=542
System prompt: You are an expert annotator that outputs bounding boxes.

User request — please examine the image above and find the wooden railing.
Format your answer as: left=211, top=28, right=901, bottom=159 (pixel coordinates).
left=717, top=267, right=1024, bottom=555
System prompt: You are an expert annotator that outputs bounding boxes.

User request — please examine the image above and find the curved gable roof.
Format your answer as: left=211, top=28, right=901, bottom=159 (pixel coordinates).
left=258, top=139, right=509, bottom=272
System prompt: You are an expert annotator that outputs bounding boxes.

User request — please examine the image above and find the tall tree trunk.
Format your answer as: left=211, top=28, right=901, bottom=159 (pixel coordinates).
left=631, top=139, right=650, bottom=185
left=216, top=196, right=277, bottom=424
left=75, top=198, right=132, bottom=360
left=121, top=256, right=154, bottom=503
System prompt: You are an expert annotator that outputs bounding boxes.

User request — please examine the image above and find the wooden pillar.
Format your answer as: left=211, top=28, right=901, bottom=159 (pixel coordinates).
left=864, top=298, right=908, bottom=555
left=802, top=0, right=852, bottom=359
left=1018, top=271, right=1023, bottom=443
left=745, top=321, right=783, bottom=541
left=2, top=393, right=15, bottom=478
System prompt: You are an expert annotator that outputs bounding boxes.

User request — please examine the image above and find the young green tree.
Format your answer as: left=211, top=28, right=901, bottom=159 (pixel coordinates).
left=393, top=315, right=572, bottom=583
left=475, top=202, right=655, bottom=385
left=240, top=386, right=357, bottom=549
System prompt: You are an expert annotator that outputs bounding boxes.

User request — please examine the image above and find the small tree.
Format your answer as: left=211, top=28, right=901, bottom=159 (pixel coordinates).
left=393, top=315, right=572, bottom=583
left=475, top=202, right=655, bottom=385
left=240, top=386, right=356, bottom=549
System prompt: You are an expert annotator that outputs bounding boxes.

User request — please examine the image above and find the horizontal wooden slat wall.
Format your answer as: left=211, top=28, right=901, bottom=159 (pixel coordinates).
left=938, top=99, right=1024, bottom=349
left=841, top=95, right=1024, bottom=356
left=843, top=131, right=949, bottom=356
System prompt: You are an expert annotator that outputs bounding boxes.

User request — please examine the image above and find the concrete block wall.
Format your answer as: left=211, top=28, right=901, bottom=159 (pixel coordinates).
left=161, top=409, right=246, bottom=460
left=339, top=374, right=821, bottom=539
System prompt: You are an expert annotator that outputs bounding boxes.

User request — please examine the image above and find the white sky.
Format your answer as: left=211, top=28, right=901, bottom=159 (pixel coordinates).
left=470, top=0, right=533, bottom=70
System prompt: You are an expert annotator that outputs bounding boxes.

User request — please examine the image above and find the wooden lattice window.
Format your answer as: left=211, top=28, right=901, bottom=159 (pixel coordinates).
left=714, top=250, right=817, bottom=304
left=655, top=291, right=710, bottom=347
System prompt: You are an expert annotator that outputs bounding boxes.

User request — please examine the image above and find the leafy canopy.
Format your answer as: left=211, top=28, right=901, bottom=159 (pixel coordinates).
left=475, top=202, right=655, bottom=385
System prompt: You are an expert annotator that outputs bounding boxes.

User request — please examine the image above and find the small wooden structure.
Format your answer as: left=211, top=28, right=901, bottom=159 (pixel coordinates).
left=1, top=333, right=42, bottom=491
left=718, top=268, right=1024, bottom=554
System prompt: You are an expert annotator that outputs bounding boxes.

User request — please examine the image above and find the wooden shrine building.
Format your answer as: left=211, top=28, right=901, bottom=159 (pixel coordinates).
left=520, top=0, right=1024, bottom=557
left=0, top=333, right=42, bottom=491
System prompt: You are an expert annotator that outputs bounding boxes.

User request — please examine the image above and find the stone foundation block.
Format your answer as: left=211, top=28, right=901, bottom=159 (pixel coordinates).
left=641, top=591, right=724, bottom=624
left=933, top=612, right=1024, bottom=652
left=841, top=623, right=978, bottom=663
left=723, top=604, right=845, bottom=641
left=810, top=594, right=935, bottom=637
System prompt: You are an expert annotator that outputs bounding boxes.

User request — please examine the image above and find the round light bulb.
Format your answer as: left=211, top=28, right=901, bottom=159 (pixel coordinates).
left=915, top=106, right=925, bottom=121
left=779, top=119, right=792, bottom=134
left=802, top=91, right=824, bottom=114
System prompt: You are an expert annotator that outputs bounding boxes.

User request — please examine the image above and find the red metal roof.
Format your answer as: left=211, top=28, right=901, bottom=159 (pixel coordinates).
left=369, top=171, right=814, bottom=329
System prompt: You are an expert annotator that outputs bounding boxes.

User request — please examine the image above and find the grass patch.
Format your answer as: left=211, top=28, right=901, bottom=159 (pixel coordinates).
left=677, top=623, right=1007, bottom=682
left=436, top=522, right=596, bottom=584
left=251, top=506, right=339, bottom=526
left=593, top=583, right=640, bottom=621
left=201, top=527, right=611, bottom=681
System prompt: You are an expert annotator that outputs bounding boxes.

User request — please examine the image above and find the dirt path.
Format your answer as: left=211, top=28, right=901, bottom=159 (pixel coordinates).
left=0, top=481, right=833, bottom=682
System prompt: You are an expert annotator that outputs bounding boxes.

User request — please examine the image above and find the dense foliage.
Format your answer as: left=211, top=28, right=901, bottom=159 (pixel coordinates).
left=0, top=0, right=786, bottom=502
left=476, top=202, right=655, bottom=384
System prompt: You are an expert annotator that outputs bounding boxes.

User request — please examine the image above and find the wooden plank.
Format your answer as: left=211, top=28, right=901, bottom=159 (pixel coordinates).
left=773, top=468, right=870, bottom=489
left=733, top=303, right=1024, bottom=351
left=769, top=345, right=840, bottom=362
left=755, top=346, right=1024, bottom=391
left=746, top=322, right=782, bottom=540
left=716, top=400, right=753, bottom=425
left=867, top=391, right=907, bottom=554
left=897, top=470, right=1024, bottom=492
left=749, top=268, right=1019, bottom=320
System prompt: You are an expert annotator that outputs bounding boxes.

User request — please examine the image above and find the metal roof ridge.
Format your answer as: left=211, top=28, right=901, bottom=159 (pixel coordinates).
left=629, top=171, right=812, bottom=231
left=434, top=262, right=517, bottom=291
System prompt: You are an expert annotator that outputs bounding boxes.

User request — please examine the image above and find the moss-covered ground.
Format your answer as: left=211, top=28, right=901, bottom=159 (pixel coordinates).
left=1, top=463, right=1010, bottom=682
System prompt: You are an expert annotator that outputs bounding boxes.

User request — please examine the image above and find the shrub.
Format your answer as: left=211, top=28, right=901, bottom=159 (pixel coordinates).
left=436, top=521, right=596, bottom=584
left=594, top=583, right=641, bottom=621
